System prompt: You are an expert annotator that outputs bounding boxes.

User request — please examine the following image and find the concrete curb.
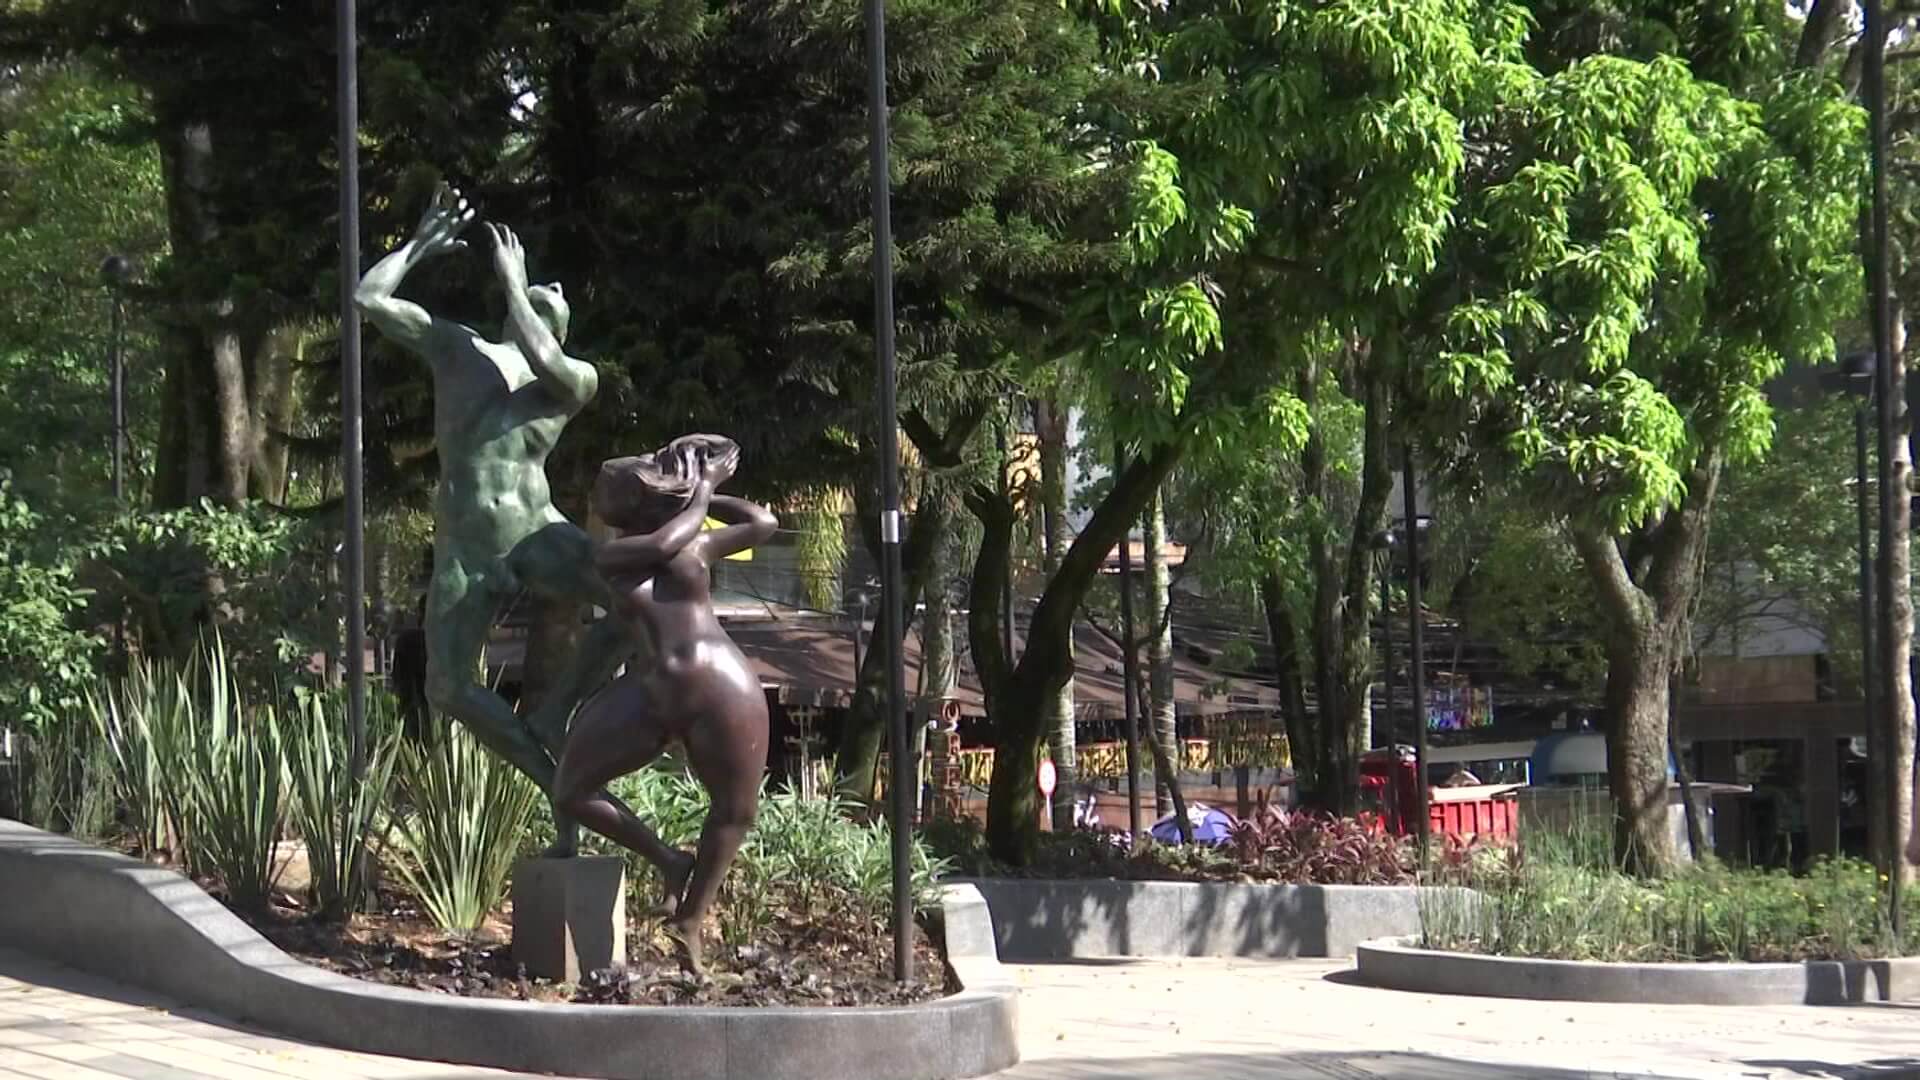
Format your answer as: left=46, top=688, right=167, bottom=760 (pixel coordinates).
left=1355, top=937, right=1920, bottom=1006
left=961, top=877, right=1450, bottom=959
left=0, top=820, right=1017, bottom=1080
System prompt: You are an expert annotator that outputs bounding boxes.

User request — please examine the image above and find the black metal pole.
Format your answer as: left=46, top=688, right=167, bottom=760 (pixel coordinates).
left=109, top=294, right=125, bottom=504
left=851, top=595, right=866, bottom=685
left=1379, top=550, right=1399, bottom=832
left=1858, top=401, right=1881, bottom=864
left=1403, top=448, right=1429, bottom=860
left=997, top=422, right=1016, bottom=665
left=864, top=0, right=913, bottom=984
left=103, top=263, right=129, bottom=669
left=1116, top=438, right=1143, bottom=843
left=1867, top=0, right=1904, bottom=934
left=337, top=0, right=367, bottom=793
left=1379, top=560, right=1395, bottom=744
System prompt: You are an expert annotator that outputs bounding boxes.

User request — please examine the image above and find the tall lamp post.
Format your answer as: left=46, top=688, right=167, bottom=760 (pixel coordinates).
left=100, top=255, right=134, bottom=505
left=1865, top=0, right=1903, bottom=934
left=862, top=0, right=914, bottom=984
left=1820, top=352, right=1879, bottom=867
left=336, top=0, right=369, bottom=872
left=1371, top=528, right=1398, bottom=830
left=1116, top=439, right=1144, bottom=843
left=1371, top=529, right=1398, bottom=742
left=1401, top=452, right=1430, bottom=861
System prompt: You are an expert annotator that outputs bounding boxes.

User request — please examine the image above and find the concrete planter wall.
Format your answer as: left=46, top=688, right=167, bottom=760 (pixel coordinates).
left=0, top=820, right=1017, bottom=1080
left=963, top=877, right=1446, bottom=960
left=1356, top=937, right=1920, bottom=1006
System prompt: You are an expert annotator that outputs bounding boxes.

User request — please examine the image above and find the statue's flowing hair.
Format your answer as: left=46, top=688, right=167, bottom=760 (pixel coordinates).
left=594, top=434, right=738, bottom=529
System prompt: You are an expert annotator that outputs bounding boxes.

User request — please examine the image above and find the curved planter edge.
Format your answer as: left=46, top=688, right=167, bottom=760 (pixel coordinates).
left=1354, top=936, right=1920, bottom=1006
left=958, top=876, right=1456, bottom=960
left=0, top=819, right=1017, bottom=1080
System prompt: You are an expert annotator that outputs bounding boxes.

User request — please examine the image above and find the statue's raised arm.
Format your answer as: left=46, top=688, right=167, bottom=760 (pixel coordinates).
left=354, top=182, right=635, bottom=863
left=485, top=222, right=597, bottom=413
left=354, top=183, right=474, bottom=356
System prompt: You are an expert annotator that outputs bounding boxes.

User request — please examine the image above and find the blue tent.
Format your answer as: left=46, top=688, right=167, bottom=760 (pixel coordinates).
left=1151, top=804, right=1235, bottom=845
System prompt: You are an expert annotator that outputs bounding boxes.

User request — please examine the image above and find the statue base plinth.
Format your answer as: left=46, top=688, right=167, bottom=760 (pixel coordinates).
left=511, top=856, right=627, bottom=983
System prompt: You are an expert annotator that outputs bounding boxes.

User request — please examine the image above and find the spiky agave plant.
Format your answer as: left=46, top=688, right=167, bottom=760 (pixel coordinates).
left=388, top=726, right=540, bottom=934
left=150, top=637, right=287, bottom=910
left=281, top=685, right=402, bottom=921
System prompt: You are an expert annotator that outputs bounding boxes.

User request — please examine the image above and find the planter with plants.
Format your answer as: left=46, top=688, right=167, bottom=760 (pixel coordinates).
left=28, top=641, right=959, bottom=1009
left=1, top=640, right=1020, bottom=1079
left=925, top=797, right=1457, bottom=959
left=1353, top=828, right=1920, bottom=1005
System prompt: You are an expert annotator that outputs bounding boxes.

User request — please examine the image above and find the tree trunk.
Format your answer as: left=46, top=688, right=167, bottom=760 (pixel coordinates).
left=1145, top=487, right=1177, bottom=816
left=1298, top=353, right=1393, bottom=814
left=1259, top=558, right=1315, bottom=800
left=1878, top=311, right=1915, bottom=880
left=833, top=402, right=990, bottom=801
left=1570, top=457, right=1720, bottom=879
left=208, top=307, right=250, bottom=504
left=1139, top=669, right=1193, bottom=843
left=154, top=116, right=251, bottom=508
left=1034, top=399, right=1078, bottom=829
left=1795, top=0, right=1849, bottom=70
left=982, top=441, right=1184, bottom=865
left=249, top=325, right=300, bottom=504
left=833, top=489, right=944, bottom=803
left=914, top=533, right=957, bottom=817
left=1602, top=629, right=1680, bottom=875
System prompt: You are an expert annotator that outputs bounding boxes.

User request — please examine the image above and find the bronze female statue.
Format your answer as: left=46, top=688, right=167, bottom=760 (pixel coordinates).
left=552, top=434, right=776, bottom=974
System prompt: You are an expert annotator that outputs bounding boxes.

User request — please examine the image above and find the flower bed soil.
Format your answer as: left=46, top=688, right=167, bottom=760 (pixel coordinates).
left=235, top=891, right=952, bottom=1008
left=103, top=832, right=952, bottom=1009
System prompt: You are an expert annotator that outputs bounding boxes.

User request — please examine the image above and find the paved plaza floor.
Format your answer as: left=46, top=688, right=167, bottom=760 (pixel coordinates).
left=2, top=948, right=1918, bottom=1080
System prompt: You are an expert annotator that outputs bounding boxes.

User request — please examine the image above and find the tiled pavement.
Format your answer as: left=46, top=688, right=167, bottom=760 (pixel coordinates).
left=4, top=948, right=1920, bottom=1080
left=997, top=958, right=1920, bottom=1079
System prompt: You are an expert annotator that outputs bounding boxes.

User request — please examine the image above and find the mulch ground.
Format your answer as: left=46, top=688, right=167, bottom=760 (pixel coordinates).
left=235, top=887, right=952, bottom=1008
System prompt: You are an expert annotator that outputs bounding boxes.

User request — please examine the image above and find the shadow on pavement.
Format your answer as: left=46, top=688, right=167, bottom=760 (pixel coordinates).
left=1742, top=1060, right=1920, bottom=1079
left=0, top=948, right=301, bottom=1043
left=1000, top=1050, right=1695, bottom=1079
left=0, top=947, right=175, bottom=1009
left=1021, top=956, right=1146, bottom=968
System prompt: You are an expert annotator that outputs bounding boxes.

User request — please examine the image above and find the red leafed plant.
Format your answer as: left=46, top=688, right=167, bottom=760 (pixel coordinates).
left=1228, top=794, right=1413, bottom=885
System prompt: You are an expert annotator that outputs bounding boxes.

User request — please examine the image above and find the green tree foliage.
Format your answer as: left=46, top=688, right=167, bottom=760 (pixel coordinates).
left=0, top=474, right=101, bottom=738
left=0, top=63, right=166, bottom=504
left=1420, top=17, right=1863, bottom=873
left=497, top=0, right=1125, bottom=483
left=1696, top=394, right=1871, bottom=692
left=499, top=0, right=1139, bottom=801
left=1054, top=0, right=1535, bottom=817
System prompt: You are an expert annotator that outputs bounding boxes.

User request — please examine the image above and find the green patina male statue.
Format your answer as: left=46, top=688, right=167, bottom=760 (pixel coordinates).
left=354, top=184, right=633, bottom=855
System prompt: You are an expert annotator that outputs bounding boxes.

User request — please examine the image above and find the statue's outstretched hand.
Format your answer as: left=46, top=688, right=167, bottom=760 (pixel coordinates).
left=412, top=183, right=474, bottom=260
left=485, top=222, right=529, bottom=291
left=702, top=443, right=740, bottom=487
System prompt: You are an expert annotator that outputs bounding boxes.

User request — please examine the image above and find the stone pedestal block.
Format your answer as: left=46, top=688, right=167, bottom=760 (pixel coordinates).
left=511, top=856, right=627, bottom=983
